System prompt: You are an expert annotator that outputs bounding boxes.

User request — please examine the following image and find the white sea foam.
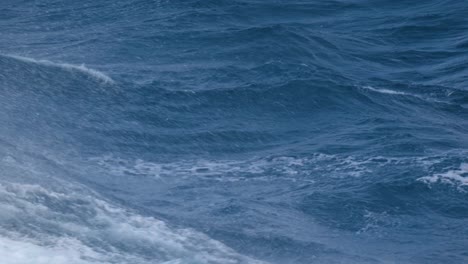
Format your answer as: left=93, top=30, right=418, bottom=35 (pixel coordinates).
left=92, top=153, right=468, bottom=186
left=3, top=54, right=114, bottom=84
left=0, top=235, right=110, bottom=264
left=91, top=153, right=393, bottom=183
left=360, top=85, right=450, bottom=104
left=418, top=163, right=468, bottom=187
left=361, top=86, right=409, bottom=96
left=0, top=182, right=264, bottom=264
left=92, top=155, right=311, bottom=182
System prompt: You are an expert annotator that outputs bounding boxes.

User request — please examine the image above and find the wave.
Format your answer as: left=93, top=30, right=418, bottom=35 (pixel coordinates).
left=1, top=54, right=114, bottom=84
left=0, top=138, right=263, bottom=264
left=0, top=181, right=264, bottom=264
left=2, top=0, right=468, bottom=262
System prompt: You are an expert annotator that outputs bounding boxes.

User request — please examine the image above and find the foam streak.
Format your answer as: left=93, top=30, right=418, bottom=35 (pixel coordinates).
left=3, top=54, right=114, bottom=84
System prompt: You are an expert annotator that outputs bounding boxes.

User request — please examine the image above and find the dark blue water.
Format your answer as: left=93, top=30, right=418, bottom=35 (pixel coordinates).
left=1, top=1, right=467, bottom=263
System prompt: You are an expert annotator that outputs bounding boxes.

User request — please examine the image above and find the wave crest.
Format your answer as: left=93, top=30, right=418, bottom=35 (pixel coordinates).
left=2, top=54, right=114, bottom=84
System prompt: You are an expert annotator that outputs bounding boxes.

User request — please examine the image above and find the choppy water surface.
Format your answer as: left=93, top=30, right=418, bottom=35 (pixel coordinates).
left=1, top=1, right=467, bottom=263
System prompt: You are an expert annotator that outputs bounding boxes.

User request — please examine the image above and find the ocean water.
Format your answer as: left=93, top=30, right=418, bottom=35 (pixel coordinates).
left=1, top=0, right=467, bottom=263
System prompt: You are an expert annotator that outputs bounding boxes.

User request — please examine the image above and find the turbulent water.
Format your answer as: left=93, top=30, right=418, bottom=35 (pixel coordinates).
left=1, top=1, right=468, bottom=263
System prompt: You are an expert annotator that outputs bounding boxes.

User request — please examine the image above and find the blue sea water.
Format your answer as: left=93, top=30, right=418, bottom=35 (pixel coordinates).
left=0, top=0, right=468, bottom=263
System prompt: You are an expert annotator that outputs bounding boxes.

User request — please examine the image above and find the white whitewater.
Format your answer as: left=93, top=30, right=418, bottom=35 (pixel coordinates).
left=0, top=182, right=265, bottom=264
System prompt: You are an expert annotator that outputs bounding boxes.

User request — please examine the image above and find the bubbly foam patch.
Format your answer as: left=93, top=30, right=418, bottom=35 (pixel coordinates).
left=3, top=54, right=114, bottom=84
left=0, top=236, right=106, bottom=264
left=418, top=163, right=468, bottom=187
left=0, top=182, right=264, bottom=264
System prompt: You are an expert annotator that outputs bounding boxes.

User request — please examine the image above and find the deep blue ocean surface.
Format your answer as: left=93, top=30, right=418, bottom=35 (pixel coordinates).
left=1, top=0, right=468, bottom=263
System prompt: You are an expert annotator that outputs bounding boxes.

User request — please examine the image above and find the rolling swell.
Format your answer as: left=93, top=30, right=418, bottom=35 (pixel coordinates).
left=1, top=0, right=468, bottom=263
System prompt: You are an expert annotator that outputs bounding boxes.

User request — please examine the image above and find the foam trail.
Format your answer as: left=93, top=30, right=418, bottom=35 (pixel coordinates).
left=361, top=86, right=409, bottom=95
left=3, top=54, right=114, bottom=84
